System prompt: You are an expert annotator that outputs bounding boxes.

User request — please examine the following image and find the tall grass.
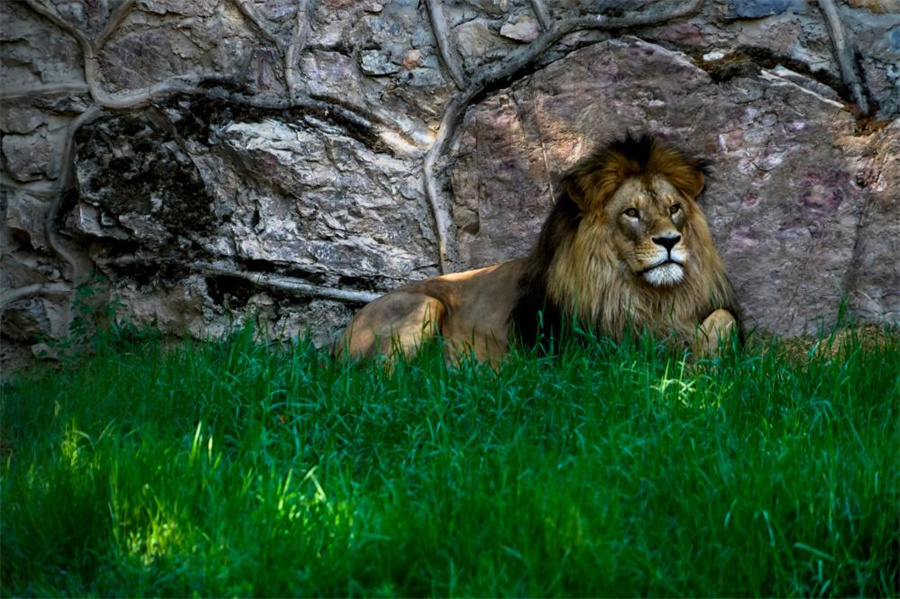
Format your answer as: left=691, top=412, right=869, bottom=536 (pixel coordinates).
left=2, top=326, right=898, bottom=597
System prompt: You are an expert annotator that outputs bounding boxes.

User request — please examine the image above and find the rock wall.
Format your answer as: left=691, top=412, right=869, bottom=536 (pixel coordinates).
left=2, top=0, right=898, bottom=369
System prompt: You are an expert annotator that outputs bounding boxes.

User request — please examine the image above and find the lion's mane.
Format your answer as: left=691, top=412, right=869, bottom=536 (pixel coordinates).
left=510, top=134, right=737, bottom=347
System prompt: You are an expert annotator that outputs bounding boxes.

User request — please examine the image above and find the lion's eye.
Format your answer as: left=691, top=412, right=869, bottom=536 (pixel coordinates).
left=669, top=203, right=682, bottom=215
left=623, top=208, right=639, bottom=218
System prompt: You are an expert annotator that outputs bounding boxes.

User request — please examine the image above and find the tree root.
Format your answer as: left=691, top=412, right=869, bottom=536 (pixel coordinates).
left=529, top=0, right=552, bottom=30
left=233, top=0, right=280, bottom=46
left=817, top=0, right=870, bottom=115
left=45, top=106, right=104, bottom=285
left=0, top=83, right=90, bottom=101
left=424, top=0, right=466, bottom=89
left=285, top=0, right=311, bottom=101
left=97, top=258, right=381, bottom=304
left=94, top=0, right=138, bottom=49
left=199, top=265, right=380, bottom=304
left=0, top=283, right=72, bottom=311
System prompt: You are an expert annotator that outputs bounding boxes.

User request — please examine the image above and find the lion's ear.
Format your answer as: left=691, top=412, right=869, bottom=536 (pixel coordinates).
left=565, top=170, right=623, bottom=211
left=564, top=176, right=586, bottom=209
left=651, top=150, right=707, bottom=199
left=676, top=169, right=705, bottom=199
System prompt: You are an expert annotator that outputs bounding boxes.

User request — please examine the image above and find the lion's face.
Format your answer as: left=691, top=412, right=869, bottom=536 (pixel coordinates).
left=606, top=176, right=694, bottom=287
left=543, top=134, right=733, bottom=339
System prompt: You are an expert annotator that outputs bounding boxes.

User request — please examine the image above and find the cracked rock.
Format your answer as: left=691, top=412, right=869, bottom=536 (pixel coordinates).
left=500, top=16, right=540, bottom=43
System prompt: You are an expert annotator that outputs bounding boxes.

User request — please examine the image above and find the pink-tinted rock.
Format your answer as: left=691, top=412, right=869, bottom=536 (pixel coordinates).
left=450, top=39, right=898, bottom=336
left=500, top=16, right=540, bottom=43
left=658, top=23, right=704, bottom=45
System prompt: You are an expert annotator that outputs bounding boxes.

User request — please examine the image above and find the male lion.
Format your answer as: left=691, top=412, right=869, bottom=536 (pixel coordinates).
left=337, top=134, right=738, bottom=364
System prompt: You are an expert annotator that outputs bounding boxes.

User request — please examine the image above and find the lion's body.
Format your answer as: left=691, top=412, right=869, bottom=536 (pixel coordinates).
left=337, top=134, right=738, bottom=364
left=339, top=260, right=524, bottom=363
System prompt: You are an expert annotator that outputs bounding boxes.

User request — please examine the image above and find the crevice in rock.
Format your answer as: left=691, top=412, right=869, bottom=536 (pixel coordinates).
left=687, top=45, right=851, bottom=102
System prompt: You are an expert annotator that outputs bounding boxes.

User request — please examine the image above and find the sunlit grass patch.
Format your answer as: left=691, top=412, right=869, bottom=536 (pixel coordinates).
left=2, top=324, right=898, bottom=596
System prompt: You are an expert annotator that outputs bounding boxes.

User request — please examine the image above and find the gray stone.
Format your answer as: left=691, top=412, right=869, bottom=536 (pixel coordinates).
left=657, top=22, right=704, bottom=45
left=0, top=106, right=46, bottom=135
left=500, top=16, right=540, bottom=43
left=359, top=50, right=402, bottom=76
left=301, top=51, right=366, bottom=106
left=455, top=19, right=516, bottom=69
left=5, top=189, right=51, bottom=250
left=461, top=0, right=508, bottom=16
left=69, top=203, right=106, bottom=238
left=257, top=1, right=300, bottom=20
left=726, top=0, right=806, bottom=19
left=1, top=298, right=64, bottom=342
left=138, top=0, right=219, bottom=17
left=1, top=129, right=62, bottom=182
left=0, top=2, right=85, bottom=89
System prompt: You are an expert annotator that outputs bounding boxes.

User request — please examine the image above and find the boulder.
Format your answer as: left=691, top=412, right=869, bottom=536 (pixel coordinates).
left=450, top=39, right=899, bottom=336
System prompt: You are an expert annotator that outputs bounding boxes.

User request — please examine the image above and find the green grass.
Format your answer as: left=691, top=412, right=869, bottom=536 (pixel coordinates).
left=2, top=326, right=898, bottom=597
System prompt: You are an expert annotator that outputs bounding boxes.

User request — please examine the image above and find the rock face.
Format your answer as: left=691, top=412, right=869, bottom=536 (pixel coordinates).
left=1, top=0, right=898, bottom=371
left=450, top=39, right=899, bottom=336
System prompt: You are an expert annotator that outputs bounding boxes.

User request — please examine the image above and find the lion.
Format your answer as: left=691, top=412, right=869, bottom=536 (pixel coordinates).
left=336, top=134, right=739, bottom=365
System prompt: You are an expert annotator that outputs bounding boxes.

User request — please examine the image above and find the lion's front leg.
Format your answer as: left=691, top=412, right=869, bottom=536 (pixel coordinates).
left=692, top=309, right=737, bottom=359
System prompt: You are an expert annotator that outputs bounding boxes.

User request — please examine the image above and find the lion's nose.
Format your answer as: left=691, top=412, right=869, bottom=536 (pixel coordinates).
left=652, top=234, right=681, bottom=252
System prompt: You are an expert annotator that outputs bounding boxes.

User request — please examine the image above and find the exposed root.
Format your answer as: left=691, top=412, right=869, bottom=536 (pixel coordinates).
left=233, top=0, right=281, bottom=46
left=94, top=0, right=137, bottom=50
left=285, top=0, right=311, bottom=101
left=0, top=84, right=90, bottom=101
left=816, top=0, right=870, bottom=115
left=22, top=0, right=92, bottom=51
left=529, top=0, right=552, bottom=30
left=99, top=258, right=381, bottom=304
left=200, top=265, right=380, bottom=304
left=424, top=0, right=466, bottom=89
left=48, top=106, right=104, bottom=283
left=0, top=283, right=72, bottom=311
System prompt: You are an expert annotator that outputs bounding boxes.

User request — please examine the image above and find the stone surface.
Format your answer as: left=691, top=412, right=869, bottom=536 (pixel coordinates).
left=455, top=18, right=516, bottom=71
left=0, top=2, right=84, bottom=89
left=658, top=22, right=704, bottom=45
left=500, top=16, right=540, bottom=43
left=5, top=188, right=52, bottom=251
left=0, top=105, right=46, bottom=135
left=846, top=0, right=900, bottom=13
left=72, top=113, right=216, bottom=251
left=449, top=39, right=899, bottom=336
left=461, top=0, right=509, bottom=17
left=1, top=128, right=65, bottom=182
left=360, top=50, right=402, bottom=76
left=846, top=120, right=900, bottom=324
left=726, top=0, right=806, bottom=19
left=97, top=7, right=257, bottom=93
